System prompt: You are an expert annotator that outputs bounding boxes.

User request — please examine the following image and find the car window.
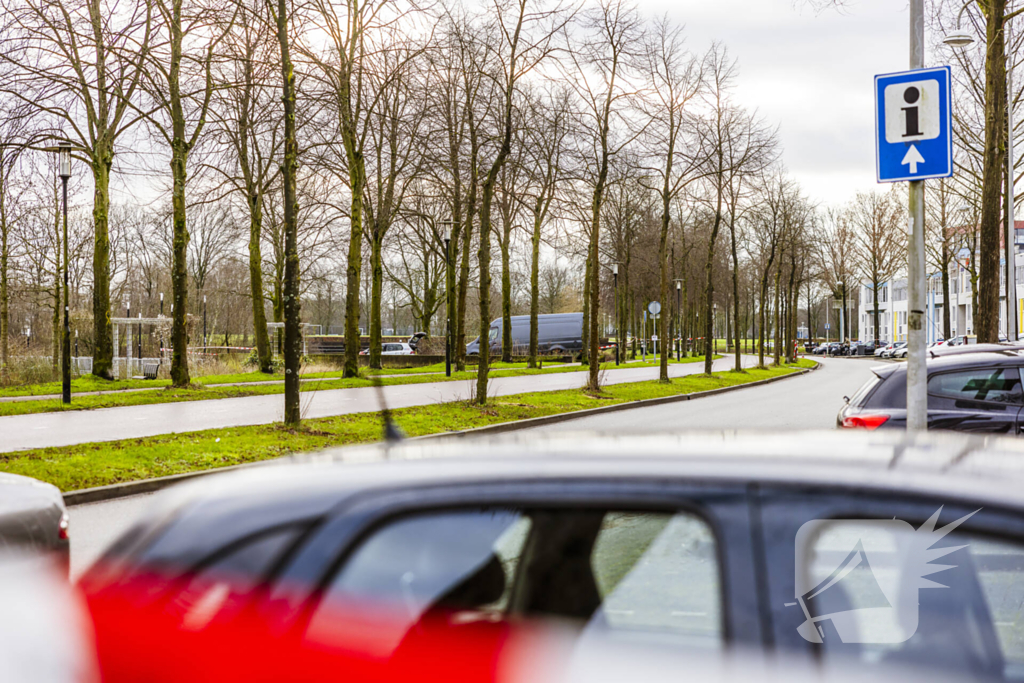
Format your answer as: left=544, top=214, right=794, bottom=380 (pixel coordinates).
left=928, top=368, right=1023, bottom=404
left=488, top=328, right=498, bottom=341
left=171, top=526, right=303, bottom=630
left=799, top=520, right=1024, bottom=680
left=305, top=507, right=722, bottom=656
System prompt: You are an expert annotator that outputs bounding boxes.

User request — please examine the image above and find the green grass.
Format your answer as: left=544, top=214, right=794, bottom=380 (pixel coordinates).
left=0, top=355, right=720, bottom=417
left=0, top=361, right=813, bottom=492
left=0, top=368, right=345, bottom=397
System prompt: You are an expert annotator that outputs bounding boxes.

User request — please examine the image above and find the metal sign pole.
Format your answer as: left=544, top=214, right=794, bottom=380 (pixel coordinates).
left=906, top=0, right=927, bottom=431
left=1007, top=19, right=1018, bottom=341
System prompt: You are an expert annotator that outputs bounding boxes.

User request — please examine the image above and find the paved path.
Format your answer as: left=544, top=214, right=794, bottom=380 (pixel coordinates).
left=1, top=356, right=747, bottom=453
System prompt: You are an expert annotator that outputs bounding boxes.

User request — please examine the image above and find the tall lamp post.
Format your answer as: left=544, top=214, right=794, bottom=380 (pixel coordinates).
left=611, top=264, right=619, bottom=365
left=944, top=24, right=1018, bottom=341
left=57, top=143, right=72, bottom=404
left=203, top=295, right=208, bottom=349
left=441, top=220, right=453, bottom=377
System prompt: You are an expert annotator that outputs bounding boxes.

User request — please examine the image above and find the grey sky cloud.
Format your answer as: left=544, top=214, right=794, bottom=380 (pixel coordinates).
left=641, top=0, right=910, bottom=206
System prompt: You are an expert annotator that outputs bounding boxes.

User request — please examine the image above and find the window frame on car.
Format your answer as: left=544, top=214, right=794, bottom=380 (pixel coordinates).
left=926, top=365, right=1024, bottom=407
left=269, top=479, right=753, bottom=647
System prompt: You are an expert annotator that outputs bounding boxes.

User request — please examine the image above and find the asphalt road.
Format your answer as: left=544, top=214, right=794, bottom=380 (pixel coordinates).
left=1, top=356, right=751, bottom=453
left=67, top=355, right=875, bottom=579
left=528, top=355, right=875, bottom=432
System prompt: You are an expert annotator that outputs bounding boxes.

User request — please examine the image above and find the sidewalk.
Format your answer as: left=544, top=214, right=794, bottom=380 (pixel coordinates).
left=0, top=364, right=582, bottom=403
left=0, top=355, right=753, bottom=453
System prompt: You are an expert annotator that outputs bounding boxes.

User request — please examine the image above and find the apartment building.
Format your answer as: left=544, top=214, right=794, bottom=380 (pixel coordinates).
left=857, top=251, right=1024, bottom=343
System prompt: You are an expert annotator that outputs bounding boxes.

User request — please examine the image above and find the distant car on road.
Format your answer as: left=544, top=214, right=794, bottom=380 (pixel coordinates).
left=838, top=348, right=1024, bottom=432
left=0, top=473, right=69, bottom=575
left=81, top=432, right=1024, bottom=682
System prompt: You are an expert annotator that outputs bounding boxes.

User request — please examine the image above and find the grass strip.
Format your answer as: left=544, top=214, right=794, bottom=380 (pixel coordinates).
left=0, top=360, right=812, bottom=492
left=0, top=355, right=716, bottom=417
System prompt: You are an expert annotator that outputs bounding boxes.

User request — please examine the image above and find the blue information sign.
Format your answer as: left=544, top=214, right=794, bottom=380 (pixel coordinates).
left=875, top=66, right=952, bottom=183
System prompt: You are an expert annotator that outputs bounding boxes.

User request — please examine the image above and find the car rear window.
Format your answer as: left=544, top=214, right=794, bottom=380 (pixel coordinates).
left=848, top=375, right=882, bottom=407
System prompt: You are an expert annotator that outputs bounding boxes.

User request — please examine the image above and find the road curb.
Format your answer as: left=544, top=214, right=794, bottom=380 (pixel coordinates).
left=64, top=360, right=817, bottom=506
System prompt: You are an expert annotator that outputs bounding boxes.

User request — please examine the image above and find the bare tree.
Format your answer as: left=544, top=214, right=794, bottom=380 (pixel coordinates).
left=852, top=188, right=906, bottom=345
left=267, top=0, right=300, bottom=424
left=522, top=85, right=571, bottom=367
left=639, top=18, right=702, bottom=382
left=567, top=0, right=642, bottom=391
left=205, top=1, right=282, bottom=373
left=474, top=0, right=567, bottom=404
left=0, top=0, right=154, bottom=378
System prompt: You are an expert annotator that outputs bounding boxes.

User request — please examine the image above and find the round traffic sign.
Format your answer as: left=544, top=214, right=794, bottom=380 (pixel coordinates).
left=647, top=301, right=661, bottom=316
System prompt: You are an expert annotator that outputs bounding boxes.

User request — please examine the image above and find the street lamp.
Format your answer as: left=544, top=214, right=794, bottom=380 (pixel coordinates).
left=441, top=219, right=453, bottom=377
left=203, top=295, right=208, bottom=349
left=57, top=142, right=72, bottom=404
left=611, top=263, right=619, bottom=365
left=944, top=25, right=1018, bottom=340
left=160, top=292, right=164, bottom=316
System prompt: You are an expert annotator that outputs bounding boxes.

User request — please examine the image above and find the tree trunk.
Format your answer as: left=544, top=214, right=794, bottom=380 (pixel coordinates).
left=91, top=151, right=114, bottom=379
left=0, top=167, right=8, bottom=384
left=369, top=229, right=383, bottom=370
left=942, top=241, right=952, bottom=340
left=584, top=266, right=594, bottom=359
left=169, top=140, right=190, bottom=387
left=977, top=0, right=1008, bottom=343
left=52, top=184, right=60, bottom=374
left=271, top=0, right=301, bottom=425
left=500, top=229, right=512, bottom=363
left=703, top=196, right=723, bottom=375
left=342, top=173, right=365, bottom=377
left=773, top=265, right=782, bottom=366
left=658, top=191, right=670, bottom=383
left=758, top=274, right=768, bottom=368
left=528, top=203, right=541, bottom=368
left=728, top=201, right=742, bottom=371
left=248, top=192, right=272, bottom=373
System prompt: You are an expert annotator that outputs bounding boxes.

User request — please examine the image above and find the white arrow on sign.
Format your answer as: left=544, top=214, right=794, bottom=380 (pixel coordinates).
left=901, top=144, right=925, bottom=174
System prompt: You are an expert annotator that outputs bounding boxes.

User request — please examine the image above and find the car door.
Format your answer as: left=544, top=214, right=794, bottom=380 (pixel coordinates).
left=757, top=485, right=1024, bottom=681
left=268, top=478, right=763, bottom=652
left=925, top=365, right=1024, bottom=433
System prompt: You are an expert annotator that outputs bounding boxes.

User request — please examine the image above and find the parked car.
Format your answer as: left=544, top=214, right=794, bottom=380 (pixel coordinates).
left=359, top=342, right=415, bottom=356
left=407, top=332, right=427, bottom=351
left=873, top=341, right=890, bottom=357
left=947, top=334, right=1009, bottom=347
left=880, top=341, right=906, bottom=359
left=893, top=344, right=909, bottom=359
left=466, top=313, right=583, bottom=356
left=838, top=348, right=1024, bottom=432
left=80, top=431, right=1024, bottom=683
left=0, top=472, right=69, bottom=575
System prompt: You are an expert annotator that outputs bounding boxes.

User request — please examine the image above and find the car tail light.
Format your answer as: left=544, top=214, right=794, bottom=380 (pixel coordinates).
left=58, top=510, right=70, bottom=540
left=842, top=414, right=890, bottom=430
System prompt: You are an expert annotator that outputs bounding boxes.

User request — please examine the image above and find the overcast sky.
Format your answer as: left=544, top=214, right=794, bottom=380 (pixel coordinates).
left=638, top=0, right=909, bottom=208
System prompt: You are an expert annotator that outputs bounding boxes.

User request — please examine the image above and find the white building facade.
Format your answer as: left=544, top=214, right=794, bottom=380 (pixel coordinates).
left=857, top=252, right=1024, bottom=343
